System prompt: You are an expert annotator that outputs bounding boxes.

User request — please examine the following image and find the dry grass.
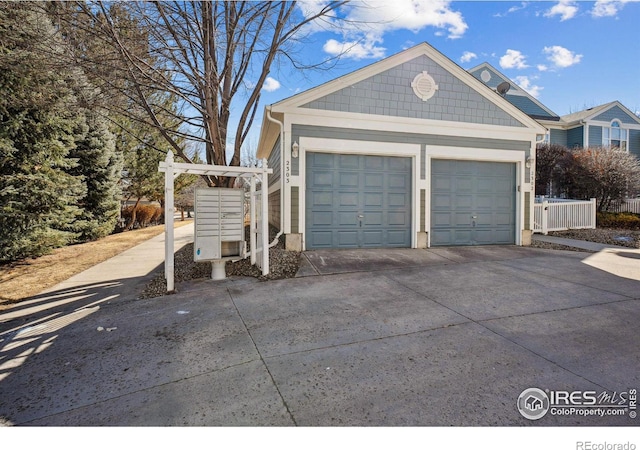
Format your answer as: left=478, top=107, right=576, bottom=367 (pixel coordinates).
left=0, top=220, right=193, bottom=307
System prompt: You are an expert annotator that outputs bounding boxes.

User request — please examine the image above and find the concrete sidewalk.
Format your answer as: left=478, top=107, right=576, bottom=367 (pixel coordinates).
left=0, top=223, right=194, bottom=325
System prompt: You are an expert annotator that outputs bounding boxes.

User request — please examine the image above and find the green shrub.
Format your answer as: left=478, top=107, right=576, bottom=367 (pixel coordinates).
left=597, top=212, right=640, bottom=230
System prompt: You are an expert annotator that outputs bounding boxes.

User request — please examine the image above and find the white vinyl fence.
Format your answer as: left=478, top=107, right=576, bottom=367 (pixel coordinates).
left=607, top=198, right=640, bottom=214
left=533, top=197, right=597, bottom=235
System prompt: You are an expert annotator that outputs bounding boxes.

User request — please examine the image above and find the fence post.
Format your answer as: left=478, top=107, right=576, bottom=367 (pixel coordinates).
left=542, top=200, right=549, bottom=235
left=590, top=198, right=597, bottom=229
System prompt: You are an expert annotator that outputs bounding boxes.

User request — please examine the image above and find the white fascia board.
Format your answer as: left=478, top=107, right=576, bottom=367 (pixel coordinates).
left=256, top=109, right=284, bottom=160
left=282, top=108, right=544, bottom=141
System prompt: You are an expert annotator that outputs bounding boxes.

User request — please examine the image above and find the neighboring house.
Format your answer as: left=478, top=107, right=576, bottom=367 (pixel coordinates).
left=257, top=42, right=546, bottom=251
left=470, top=63, right=640, bottom=158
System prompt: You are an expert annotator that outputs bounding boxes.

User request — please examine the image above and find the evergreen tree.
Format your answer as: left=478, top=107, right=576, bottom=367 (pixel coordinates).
left=69, top=110, right=123, bottom=241
left=0, top=5, right=84, bottom=261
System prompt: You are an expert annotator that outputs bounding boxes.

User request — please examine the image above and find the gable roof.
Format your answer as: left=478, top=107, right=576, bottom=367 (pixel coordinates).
left=561, top=101, right=640, bottom=126
left=468, top=62, right=560, bottom=121
left=268, top=42, right=545, bottom=130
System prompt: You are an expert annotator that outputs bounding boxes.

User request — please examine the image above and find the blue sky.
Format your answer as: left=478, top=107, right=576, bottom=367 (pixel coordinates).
left=251, top=0, right=640, bottom=138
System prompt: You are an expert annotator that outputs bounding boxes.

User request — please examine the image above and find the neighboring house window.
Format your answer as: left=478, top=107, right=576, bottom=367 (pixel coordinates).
left=602, top=120, right=628, bottom=151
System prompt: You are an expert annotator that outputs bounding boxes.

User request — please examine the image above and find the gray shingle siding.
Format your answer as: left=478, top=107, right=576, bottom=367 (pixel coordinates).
left=550, top=129, right=567, bottom=146
left=588, top=125, right=602, bottom=147
left=302, top=55, right=525, bottom=128
left=268, top=137, right=281, bottom=187
left=567, top=126, right=584, bottom=148
left=630, top=130, right=640, bottom=158
left=593, top=105, right=639, bottom=124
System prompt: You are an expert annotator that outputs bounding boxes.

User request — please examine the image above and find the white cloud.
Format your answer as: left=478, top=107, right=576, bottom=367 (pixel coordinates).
left=460, top=51, right=477, bottom=63
left=591, top=0, right=634, bottom=17
left=543, top=45, right=583, bottom=68
left=322, top=38, right=386, bottom=60
left=494, top=2, right=529, bottom=17
left=514, top=76, right=543, bottom=98
left=315, top=1, right=468, bottom=60
left=537, top=64, right=549, bottom=72
left=262, top=77, right=281, bottom=92
left=499, top=49, right=529, bottom=69
left=544, top=1, right=579, bottom=21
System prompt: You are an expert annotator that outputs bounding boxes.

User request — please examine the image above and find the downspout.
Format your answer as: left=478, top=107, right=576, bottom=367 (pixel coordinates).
left=266, top=105, right=284, bottom=248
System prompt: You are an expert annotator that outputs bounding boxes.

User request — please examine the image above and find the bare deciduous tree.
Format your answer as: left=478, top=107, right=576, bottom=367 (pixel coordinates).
left=76, top=1, right=347, bottom=187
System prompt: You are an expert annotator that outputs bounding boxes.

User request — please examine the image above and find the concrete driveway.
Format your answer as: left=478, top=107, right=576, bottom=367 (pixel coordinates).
left=0, top=245, right=639, bottom=426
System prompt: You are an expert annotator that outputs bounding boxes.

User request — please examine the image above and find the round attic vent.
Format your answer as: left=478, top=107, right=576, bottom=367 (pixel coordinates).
left=481, top=70, right=491, bottom=83
left=411, top=71, right=439, bottom=101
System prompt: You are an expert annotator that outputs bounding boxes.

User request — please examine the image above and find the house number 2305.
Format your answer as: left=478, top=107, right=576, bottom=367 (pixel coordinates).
left=285, top=160, right=290, bottom=183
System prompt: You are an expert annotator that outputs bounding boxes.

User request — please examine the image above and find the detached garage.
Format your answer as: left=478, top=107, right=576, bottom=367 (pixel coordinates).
left=256, top=42, right=546, bottom=251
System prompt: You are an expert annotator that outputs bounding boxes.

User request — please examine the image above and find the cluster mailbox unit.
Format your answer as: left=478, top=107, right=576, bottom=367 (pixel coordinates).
left=194, top=187, right=245, bottom=279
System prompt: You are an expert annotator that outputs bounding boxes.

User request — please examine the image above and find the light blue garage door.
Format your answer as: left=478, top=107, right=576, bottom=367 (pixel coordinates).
left=305, top=153, right=412, bottom=249
left=431, top=159, right=516, bottom=246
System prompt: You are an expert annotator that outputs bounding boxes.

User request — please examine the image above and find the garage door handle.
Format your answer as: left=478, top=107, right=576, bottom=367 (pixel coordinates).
left=357, top=214, right=364, bottom=218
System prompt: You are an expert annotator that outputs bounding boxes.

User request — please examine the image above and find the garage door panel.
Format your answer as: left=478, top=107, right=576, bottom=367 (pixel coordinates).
left=431, top=159, right=515, bottom=246
left=339, top=172, right=359, bottom=187
left=364, top=212, right=383, bottom=226
left=337, top=231, right=359, bottom=247
left=387, top=230, right=411, bottom=245
left=454, top=230, right=473, bottom=245
left=432, top=193, right=452, bottom=209
left=388, top=193, right=409, bottom=208
left=310, top=191, right=333, bottom=207
left=364, top=156, right=385, bottom=170
left=388, top=211, right=409, bottom=226
left=364, top=192, right=383, bottom=207
left=306, top=153, right=412, bottom=249
left=340, top=155, right=359, bottom=168
left=494, top=213, right=513, bottom=226
left=338, top=212, right=358, bottom=226
left=364, top=174, right=384, bottom=189
left=454, top=213, right=472, bottom=226
left=362, top=230, right=383, bottom=246
left=308, top=231, right=332, bottom=248
left=455, top=195, right=473, bottom=209
left=338, top=192, right=358, bottom=207
left=312, top=153, right=335, bottom=167
left=309, top=211, right=333, bottom=226
left=455, top=178, right=473, bottom=192
left=311, top=171, right=334, bottom=187
left=388, top=174, right=410, bottom=190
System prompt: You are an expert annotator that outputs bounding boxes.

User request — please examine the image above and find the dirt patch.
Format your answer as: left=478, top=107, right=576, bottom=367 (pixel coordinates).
left=0, top=220, right=193, bottom=308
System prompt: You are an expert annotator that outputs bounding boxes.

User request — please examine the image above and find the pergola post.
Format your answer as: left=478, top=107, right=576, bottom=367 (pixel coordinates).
left=261, top=160, right=269, bottom=275
left=164, top=151, right=175, bottom=292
